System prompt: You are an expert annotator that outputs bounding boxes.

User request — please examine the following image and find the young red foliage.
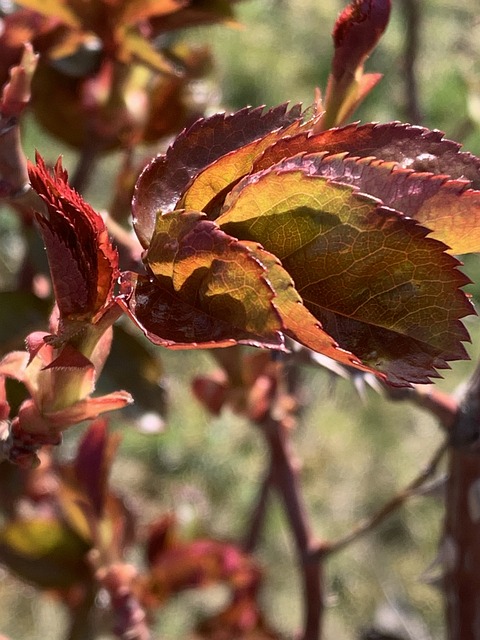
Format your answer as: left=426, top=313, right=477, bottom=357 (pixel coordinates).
left=29, top=154, right=118, bottom=322
left=125, top=106, right=478, bottom=386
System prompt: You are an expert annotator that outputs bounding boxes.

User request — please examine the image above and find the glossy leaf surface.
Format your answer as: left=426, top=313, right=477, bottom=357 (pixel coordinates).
left=281, top=152, right=480, bottom=254
left=132, top=104, right=304, bottom=247
left=123, top=210, right=375, bottom=374
left=217, top=166, right=472, bottom=384
left=129, top=107, right=479, bottom=385
left=253, top=123, right=480, bottom=188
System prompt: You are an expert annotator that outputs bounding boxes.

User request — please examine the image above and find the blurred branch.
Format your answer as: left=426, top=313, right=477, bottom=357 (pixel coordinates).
left=400, top=0, right=423, bottom=124
left=71, top=141, right=103, bottom=194
left=313, top=438, right=448, bottom=559
left=242, top=467, right=273, bottom=554
left=443, top=361, right=480, bottom=638
left=66, top=584, right=97, bottom=640
left=257, top=361, right=324, bottom=640
left=383, top=384, right=458, bottom=432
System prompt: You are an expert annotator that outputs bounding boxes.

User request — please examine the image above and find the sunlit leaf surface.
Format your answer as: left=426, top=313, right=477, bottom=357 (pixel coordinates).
left=132, top=104, right=304, bottom=247
left=217, top=166, right=472, bottom=384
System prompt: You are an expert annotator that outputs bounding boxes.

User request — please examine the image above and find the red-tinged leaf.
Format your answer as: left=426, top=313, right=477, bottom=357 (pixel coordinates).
left=218, top=166, right=473, bottom=385
left=178, top=119, right=308, bottom=216
left=145, top=514, right=177, bottom=567
left=321, top=70, right=383, bottom=130
left=143, top=536, right=259, bottom=605
left=331, top=0, right=391, bottom=81
left=43, top=391, right=133, bottom=427
left=192, top=372, right=229, bottom=416
left=124, top=208, right=376, bottom=375
left=242, top=241, right=376, bottom=376
left=0, top=44, right=38, bottom=118
left=119, top=272, right=286, bottom=351
left=43, top=343, right=93, bottom=371
left=287, top=152, right=480, bottom=255
left=133, top=208, right=289, bottom=341
left=148, top=0, right=238, bottom=34
left=119, top=0, right=189, bottom=25
left=29, top=154, right=118, bottom=321
left=319, top=0, right=391, bottom=129
left=132, top=104, right=304, bottom=247
left=253, top=123, right=480, bottom=188
left=74, top=418, right=120, bottom=518
left=116, top=26, right=181, bottom=75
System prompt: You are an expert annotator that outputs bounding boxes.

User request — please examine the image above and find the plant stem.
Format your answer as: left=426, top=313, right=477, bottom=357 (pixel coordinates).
left=313, top=439, right=448, bottom=559
left=242, top=467, right=273, bottom=554
left=262, top=412, right=323, bottom=640
left=66, top=583, right=97, bottom=640
left=443, top=362, right=480, bottom=639
left=71, top=142, right=102, bottom=194
left=400, top=0, right=423, bottom=123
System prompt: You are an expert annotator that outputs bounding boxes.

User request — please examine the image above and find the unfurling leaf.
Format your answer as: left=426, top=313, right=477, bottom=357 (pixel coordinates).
left=319, top=0, right=391, bottom=129
left=28, top=154, right=118, bottom=322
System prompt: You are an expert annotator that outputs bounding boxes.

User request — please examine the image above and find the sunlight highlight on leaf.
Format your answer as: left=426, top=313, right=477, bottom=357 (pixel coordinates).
left=218, top=166, right=472, bottom=384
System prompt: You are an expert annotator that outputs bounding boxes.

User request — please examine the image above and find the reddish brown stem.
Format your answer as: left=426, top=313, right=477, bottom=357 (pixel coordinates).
left=262, top=415, right=323, bottom=640
left=443, top=363, right=480, bottom=639
left=400, top=0, right=423, bottom=123
left=242, top=467, right=273, bottom=554
left=313, top=439, right=448, bottom=559
left=66, top=584, right=97, bottom=640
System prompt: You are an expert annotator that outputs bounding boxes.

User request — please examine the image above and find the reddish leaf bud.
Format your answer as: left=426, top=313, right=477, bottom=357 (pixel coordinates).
left=29, top=154, right=119, bottom=322
left=332, top=0, right=391, bottom=80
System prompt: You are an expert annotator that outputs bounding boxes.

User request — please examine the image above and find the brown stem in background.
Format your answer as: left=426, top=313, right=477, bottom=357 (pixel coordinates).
left=242, top=467, right=273, bottom=554
left=383, top=384, right=458, bottom=432
left=264, top=417, right=323, bottom=640
left=71, top=141, right=102, bottom=194
left=257, top=359, right=324, bottom=640
left=313, top=439, right=448, bottom=559
left=66, top=584, right=98, bottom=640
left=400, top=0, right=423, bottom=124
left=443, top=362, right=480, bottom=640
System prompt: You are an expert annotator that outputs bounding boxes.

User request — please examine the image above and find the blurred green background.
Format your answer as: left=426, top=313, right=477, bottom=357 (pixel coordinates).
left=1, top=0, right=480, bottom=639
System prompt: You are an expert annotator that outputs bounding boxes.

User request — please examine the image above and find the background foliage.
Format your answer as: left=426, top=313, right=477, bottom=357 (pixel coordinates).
left=0, top=0, right=480, bottom=638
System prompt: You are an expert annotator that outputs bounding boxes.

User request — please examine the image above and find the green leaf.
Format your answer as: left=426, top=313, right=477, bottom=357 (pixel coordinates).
left=144, top=210, right=285, bottom=339
left=218, top=166, right=472, bottom=385
left=123, top=210, right=381, bottom=376
left=253, top=123, right=480, bottom=189
left=0, top=518, right=90, bottom=588
left=118, top=26, right=181, bottom=75
left=178, top=120, right=308, bottom=216
left=121, top=273, right=286, bottom=351
left=283, top=152, right=480, bottom=255
left=132, top=104, right=304, bottom=247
